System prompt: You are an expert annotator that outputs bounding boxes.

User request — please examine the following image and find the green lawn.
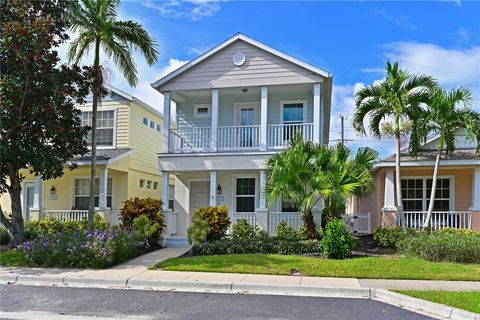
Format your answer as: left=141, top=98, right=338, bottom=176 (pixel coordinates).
left=0, top=249, right=26, bottom=267
left=396, top=290, right=480, bottom=314
left=157, top=254, right=480, bottom=281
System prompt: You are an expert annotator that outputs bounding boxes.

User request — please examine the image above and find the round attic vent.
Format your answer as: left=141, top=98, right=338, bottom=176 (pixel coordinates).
left=233, top=52, right=246, bottom=66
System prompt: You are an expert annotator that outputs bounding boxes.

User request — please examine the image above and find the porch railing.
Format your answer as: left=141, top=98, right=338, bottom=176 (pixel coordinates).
left=217, top=125, right=261, bottom=150
left=41, top=210, right=89, bottom=222
left=169, top=127, right=212, bottom=152
left=268, top=212, right=303, bottom=234
left=230, top=212, right=257, bottom=227
left=267, top=123, right=314, bottom=149
left=404, top=211, right=472, bottom=230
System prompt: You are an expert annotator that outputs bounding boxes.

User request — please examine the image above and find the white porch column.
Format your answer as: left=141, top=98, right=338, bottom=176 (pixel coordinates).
left=313, top=83, right=321, bottom=143
left=260, top=86, right=268, bottom=151
left=211, top=89, right=219, bottom=152
left=258, top=170, right=267, bottom=210
left=162, top=92, right=171, bottom=153
left=98, top=168, right=108, bottom=209
left=32, top=175, right=41, bottom=209
left=161, top=171, right=170, bottom=210
left=209, top=171, right=217, bottom=206
left=383, top=169, right=396, bottom=210
left=470, top=168, right=480, bottom=210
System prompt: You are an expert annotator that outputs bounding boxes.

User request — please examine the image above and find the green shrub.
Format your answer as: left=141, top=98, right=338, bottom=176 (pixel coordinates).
left=120, top=197, right=164, bottom=240
left=132, top=215, right=162, bottom=247
left=373, top=226, right=405, bottom=248
left=399, top=229, right=480, bottom=264
left=191, top=206, right=230, bottom=241
left=232, top=219, right=256, bottom=239
left=187, top=215, right=210, bottom=244
left=21, top=227, right=136, bottom=268
left=0, top=227, right=9, bottom=245
left=322, top=219, right=356, bottom=259
left=275, top=221, right=297, bottom=239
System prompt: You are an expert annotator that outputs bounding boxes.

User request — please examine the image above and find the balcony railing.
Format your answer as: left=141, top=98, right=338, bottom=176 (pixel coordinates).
left=404, top=211, right=472, bottom=230
left=168, top=123, right=314, bottom=153
left=267, top=123, right=314, bottom=148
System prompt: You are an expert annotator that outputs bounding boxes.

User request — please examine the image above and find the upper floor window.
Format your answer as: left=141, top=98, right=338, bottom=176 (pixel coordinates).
left=194, top=104, right=211, bottom=118
left=150, top=120, right=155, bottom=129
left=81, top=110, right=115, bottom=147
left=282, top=101, right=304, bottom=124
left=156, top=124, right=161, bottom=132
left=143, top=116, right=149, bottom=126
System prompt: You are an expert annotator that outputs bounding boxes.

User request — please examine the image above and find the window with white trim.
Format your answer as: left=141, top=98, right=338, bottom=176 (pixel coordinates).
left=401, top=178, right=452, bottom=212
left=150, top=120, right=155, bottom=129
left=81, top=110, right=115, bottom=147
left=281, top=199, right=299, bottom=212
left=153, top=182, right=158, bottom=190
left=73, top=178, right=112, bottom=210
left=139, top=179, right=145, bottom=188
left=194, top=104, right=211, bottom=118
left=143, top=116, right=149, bottom=126
left=281, top=101, right=305, bottom=141
left=156, top=123, right=161, bottom=132
left=235, top=178, right=256, bottom=212
left=147, top=180, right=152, bottom=189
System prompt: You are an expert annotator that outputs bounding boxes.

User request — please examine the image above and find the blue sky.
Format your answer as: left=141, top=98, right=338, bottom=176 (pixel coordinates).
left=67, top=0, right=480, bottom=157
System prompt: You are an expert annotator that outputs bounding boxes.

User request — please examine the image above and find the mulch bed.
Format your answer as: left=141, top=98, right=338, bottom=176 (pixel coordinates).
left=352, top=234, right=397, bottom=256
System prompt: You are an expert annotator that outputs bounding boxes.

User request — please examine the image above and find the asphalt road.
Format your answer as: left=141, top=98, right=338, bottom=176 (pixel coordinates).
left=0, top=284, right=435, bottom=320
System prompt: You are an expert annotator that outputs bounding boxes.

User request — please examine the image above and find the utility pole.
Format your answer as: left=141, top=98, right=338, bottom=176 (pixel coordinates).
left=340, top=114, right=347, bottom=145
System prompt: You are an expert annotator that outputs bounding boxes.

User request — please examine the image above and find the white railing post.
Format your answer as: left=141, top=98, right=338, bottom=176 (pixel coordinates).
left=161, top=171, right=169, bottom=210
left=98, top=168, right=108, bottom=209
left=32, top=175, right=42, bottom=210
left=163, top=92, right=171, bottom=153
left=260, top=86, right=268, bottom=151
left=313, top=83, right=321, bottom=143
left=211, top=89, right=219, bottom=152
left=209, top=170, right=217, bottom=206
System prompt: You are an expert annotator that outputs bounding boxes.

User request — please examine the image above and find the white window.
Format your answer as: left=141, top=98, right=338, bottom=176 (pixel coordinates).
left=401, top=177, right=452, bottom=212
left=281, top=100, right=305, bottom=124
left=147, top=180, right=152, bottom=189
left=139, top=179, right=145, bottom=188
left=194, top=104, right=211, bottom=118
left=73, top=178, right=112, bottom=210
left=81, top=110, right=115, bottom=147
left=235, top=178, right=256, bottom=212
left=156, top=123, right=161, bottom=132
left=143, top=116, right=149, bottom=126
left=153, top=181, right=158, bottom=190
left=150, top=120, right=155, bottom=129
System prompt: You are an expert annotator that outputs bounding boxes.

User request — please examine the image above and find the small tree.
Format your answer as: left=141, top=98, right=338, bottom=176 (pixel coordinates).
left=410, top=87, right=479, bottom=228
left=0, top=0, right=91, bottom=245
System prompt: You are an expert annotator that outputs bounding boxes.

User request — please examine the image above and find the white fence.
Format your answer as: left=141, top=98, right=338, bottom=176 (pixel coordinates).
left=230, top=212, right=257, bottom=227
left=41, top=210, right=89, bottom=222
left=404, top=211, right=472, bottom=230
left=343, top=212, right=372, bottom=234
left=268, top=212, right=303, bottom=234
left=267, top=123, right=314, bottom=148
left=217, top=125, right=261, bottom=150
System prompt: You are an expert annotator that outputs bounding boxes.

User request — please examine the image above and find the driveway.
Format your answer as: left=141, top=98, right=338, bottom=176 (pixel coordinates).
left=0, top=285, right=434, bottom=320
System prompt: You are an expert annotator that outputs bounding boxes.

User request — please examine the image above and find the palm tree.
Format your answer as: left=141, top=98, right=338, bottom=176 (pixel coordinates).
left=67, top=0, right=158, bottom=226
left=409, top=87, right=479, bottom=228
left=320, top=144, right=379, bottom=226
left=265, top=136, right=378, bottom=239
left=353, top=61, right=436, bottom=234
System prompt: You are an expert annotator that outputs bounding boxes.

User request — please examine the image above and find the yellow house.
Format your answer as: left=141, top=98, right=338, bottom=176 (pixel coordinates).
left=0, top=84, right=172, bottom=223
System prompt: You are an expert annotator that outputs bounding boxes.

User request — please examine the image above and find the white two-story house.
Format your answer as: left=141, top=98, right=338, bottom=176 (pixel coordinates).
left=152, top=33, right=332, bottom=246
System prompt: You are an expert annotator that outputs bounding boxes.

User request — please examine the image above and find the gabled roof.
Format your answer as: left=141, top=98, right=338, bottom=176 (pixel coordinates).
left=70, top=148, right=133, bottom=166
left=151, top=33, right=332, bottom=90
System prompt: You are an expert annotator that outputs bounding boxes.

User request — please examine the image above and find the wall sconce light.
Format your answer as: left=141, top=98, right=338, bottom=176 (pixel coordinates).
left=216, top=184, right=222, bottom=195
left=241, top=88, right=248, bottom=93
left=49, top=186, right=56, bottom=195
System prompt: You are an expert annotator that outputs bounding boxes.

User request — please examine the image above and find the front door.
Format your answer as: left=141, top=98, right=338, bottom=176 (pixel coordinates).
left=190, top=181, right=210, bottom=213
left=235, top=103, right=259, bottom=148
left=23, top=183, right=35, bottom=220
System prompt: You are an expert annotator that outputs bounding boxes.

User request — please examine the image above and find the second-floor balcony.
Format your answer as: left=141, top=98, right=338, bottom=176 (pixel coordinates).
left=169, top=123, right=314, bottom=153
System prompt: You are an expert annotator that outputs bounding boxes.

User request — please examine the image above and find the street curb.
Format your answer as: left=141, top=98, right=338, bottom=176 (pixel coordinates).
left=127, top=278, right=233, bottom=293
left=64, top=276, right=128, bottom=288
left=372, top=289, right=480, bottom=320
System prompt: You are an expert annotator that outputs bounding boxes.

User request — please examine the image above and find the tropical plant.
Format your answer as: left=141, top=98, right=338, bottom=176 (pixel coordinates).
left=265, top=136, right=378, bottom=239
left=68, top=0, right=159, bottom=226
left=0, top=0, right=91, bottom=244
left=353, top=60, right=436, bottom=234
left=132, top=214, right=161, bottom=248
left=322, top=218, right=356, bottom=259
left=409, top=87, right=479, bottom=228
left=188, top=206, right=231, bottom=241
left=120, top=197, right=164, bottom=240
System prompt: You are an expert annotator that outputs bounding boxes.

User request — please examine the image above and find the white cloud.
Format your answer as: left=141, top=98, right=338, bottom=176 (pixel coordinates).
left=144, top=0, right=222, bottom=21
left=385, top=42, right=480, bottom=87
left=372, top=7, right=416, bottom=31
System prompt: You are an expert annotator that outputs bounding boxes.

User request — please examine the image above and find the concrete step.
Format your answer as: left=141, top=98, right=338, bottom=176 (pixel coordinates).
left=165, top=237, right=191, bottom=248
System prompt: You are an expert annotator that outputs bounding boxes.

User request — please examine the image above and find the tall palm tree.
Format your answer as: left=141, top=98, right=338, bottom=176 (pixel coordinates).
left=67, top=0, right=158, bottom=226
left=265, top=136, right=378, bottom=239
left=353, top=61, right=436, bottom=234
left=410, top=87, right=479, bottom=228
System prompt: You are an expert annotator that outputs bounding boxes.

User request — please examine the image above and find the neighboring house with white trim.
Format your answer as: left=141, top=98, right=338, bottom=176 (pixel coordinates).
left=152, top=33, right=333, bottom=246
left=347, top=131, right=480, bottom=233
left=0, top=85, right=171, bottom=223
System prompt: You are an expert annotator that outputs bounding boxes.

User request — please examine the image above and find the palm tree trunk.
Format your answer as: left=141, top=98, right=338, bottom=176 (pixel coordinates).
left=302, top=208, right=319, bottom=239
left=423, top=142, right=443, bottom=229
left=87, top=40, right=101, bottom=228
left=395, top=132, right=408, bottom=234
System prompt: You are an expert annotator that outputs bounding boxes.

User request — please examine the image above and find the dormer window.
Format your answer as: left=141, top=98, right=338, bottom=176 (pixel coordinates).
left=194, top=104, right=211, bottom=118
left=81, top=110, right=115, bottom=148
